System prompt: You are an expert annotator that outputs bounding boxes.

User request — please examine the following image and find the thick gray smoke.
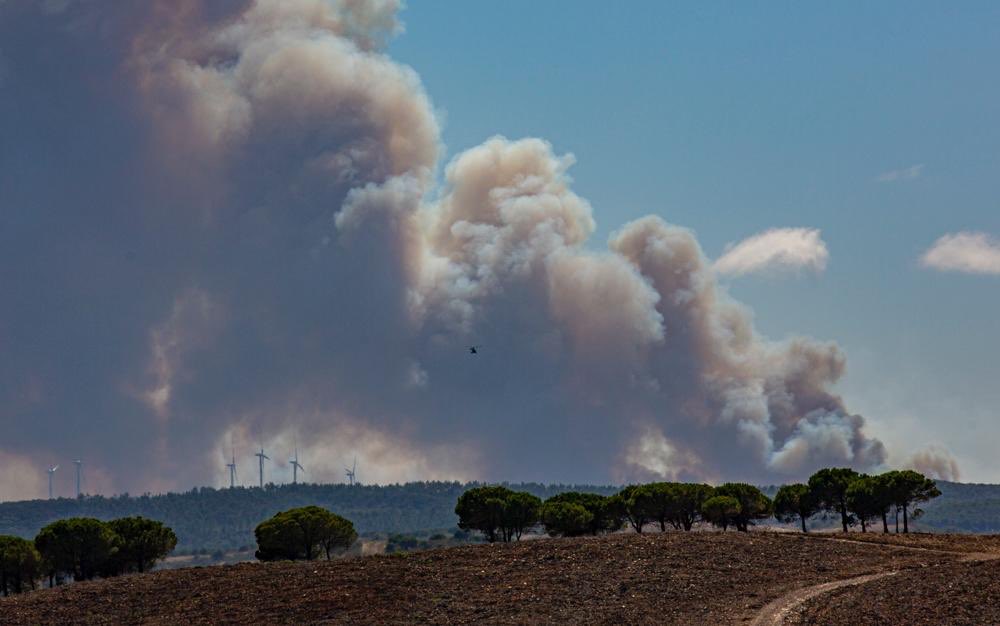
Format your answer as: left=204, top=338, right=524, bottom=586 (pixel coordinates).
left=0, top=0, right=891, bottom=498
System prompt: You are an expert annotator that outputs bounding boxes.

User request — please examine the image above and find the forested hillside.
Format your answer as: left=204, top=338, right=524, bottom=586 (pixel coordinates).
left=0, top=480, right=995, bottom=552
left=917, top=481, right=1000, bottom=532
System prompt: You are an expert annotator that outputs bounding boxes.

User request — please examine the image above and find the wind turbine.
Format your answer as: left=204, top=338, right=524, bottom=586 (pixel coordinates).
left=226, top=449, right=238, bottom=489
left=254, top=447, right=269, bottom=488
left=345, top=457, right=357, bottom=487
left=47, top=465, right=59, bottom=499
left=289, top=448, right=304, bottom=485
left=73, top=459, right=82, bottom=498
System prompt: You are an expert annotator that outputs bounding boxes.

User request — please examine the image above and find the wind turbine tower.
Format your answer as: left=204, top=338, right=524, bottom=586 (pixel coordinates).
left=226, top=449, right=237, bottom=489
left=47, top=465, right=59, bottom=500
left=73, top=459, right=82, bottom=498
left=254, top=447, right=269, bottom=488
left=345, top=457, right=357, bottom=487
left=289, top=448, right=304, bottom=485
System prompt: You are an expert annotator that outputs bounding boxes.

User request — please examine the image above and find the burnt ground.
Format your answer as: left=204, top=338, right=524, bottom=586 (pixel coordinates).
left=0, top=531, right=961, bottom=625
left=792, top=558, right=1000, bottom=625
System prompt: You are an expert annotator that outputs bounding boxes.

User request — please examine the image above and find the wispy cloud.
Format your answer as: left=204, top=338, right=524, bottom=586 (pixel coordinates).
left=920, top=231, right=1000, bottom=275
left=875, top=164, right=924, bottom=183
left=714, top=227, right=829, bottom=277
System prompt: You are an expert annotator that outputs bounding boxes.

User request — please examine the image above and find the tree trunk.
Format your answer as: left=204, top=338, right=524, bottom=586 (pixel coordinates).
left=894, top=507, right=900, bottom=533
left=860, top=518, right=867, bottom=533
left=881, top=511, right=889, bottom=534
left=800, top=515, right=808, bottom=534
left=840, top=505, right=849, bottom=533
left=903, top=504, right=909, bottom=533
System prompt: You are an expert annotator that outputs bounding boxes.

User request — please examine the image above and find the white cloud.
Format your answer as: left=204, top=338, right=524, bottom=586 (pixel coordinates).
left=714, top=228, right=829, bottom=277
left=920, top=231, right=1000, bottom=275
left=876, top=164, right=924, bottom=183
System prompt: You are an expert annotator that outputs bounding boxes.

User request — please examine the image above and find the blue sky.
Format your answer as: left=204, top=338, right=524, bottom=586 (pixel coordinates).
left=391, top=1, right=1000, bottom=480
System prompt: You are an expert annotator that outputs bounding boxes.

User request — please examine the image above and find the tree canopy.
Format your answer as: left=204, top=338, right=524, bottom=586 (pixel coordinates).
left=540, top=502, right=593, bottom=537
left=882, top=470, right=942, bottom=533
left=0, top=535, right=42, bottom=596
left=34, top=517, right=120, bottom=582
left=104, top=516, right=178, bottom=574
left=712, top=484, right=772, bottom=532
left=808, top=468, right=860, bottom=533
left=701, top=496, right=741, bottom=531
left=455, top=486, right=512, bottom=543
left=254, top=506, right=357, bottom=561
left=773, top=484, right=818, bottom=533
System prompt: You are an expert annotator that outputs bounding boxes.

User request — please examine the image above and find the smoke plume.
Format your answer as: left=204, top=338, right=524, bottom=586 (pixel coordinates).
left=906, top=446, right=961, bottom=482
left=0, top=0, right=887, bottom=498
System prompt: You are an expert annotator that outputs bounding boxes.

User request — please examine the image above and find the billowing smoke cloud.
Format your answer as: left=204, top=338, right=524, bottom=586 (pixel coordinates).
left=714, top=228, right=829, bottom=277
left=920, top=232, right=1000, bottom=275
left=0, top=0, right=886, bottom=499
left=905, top=446, right=961, bottom=482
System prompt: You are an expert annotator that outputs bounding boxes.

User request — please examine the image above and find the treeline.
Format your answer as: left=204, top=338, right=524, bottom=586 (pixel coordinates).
left=455, top=468, right=943, bottom=542
left=775, top=469, right=939, bottom=534
left=1, top=477, right=992, bottom=553
left=0, top=482, right=618, bottom=552
left=0, top=516, right=176, bottom=596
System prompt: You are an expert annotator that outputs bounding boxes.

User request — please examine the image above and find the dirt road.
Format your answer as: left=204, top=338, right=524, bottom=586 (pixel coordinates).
left=751, top=537, right=1000, bottom=626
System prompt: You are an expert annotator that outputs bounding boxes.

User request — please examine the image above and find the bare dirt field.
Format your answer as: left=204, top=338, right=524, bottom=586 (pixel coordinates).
left=0, top=531, right=982, bottom=625
left=809, top=531, right=1000, bottom=554
left=791, top=557, right=1000, bottom=625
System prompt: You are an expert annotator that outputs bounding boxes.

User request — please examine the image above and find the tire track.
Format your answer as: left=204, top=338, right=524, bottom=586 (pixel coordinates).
left=749, top=537, right=1000, bottom=626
